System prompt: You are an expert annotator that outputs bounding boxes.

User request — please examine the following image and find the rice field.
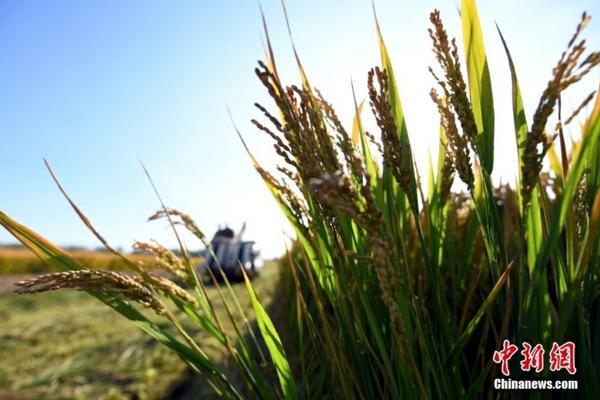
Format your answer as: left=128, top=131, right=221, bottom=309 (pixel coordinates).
left=0, top=261, right=281, bottom=399
left=0, top=246, right=157, bottom=276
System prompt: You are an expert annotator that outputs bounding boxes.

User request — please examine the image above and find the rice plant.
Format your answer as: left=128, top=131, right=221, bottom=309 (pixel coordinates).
left=248, top=1, right=599, bottom=397
left=1, top=0, right=599, bottom=398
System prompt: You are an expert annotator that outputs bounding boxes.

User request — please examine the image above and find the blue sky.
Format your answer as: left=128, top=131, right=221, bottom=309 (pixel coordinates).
left=1, top=0, right=599, bottom=258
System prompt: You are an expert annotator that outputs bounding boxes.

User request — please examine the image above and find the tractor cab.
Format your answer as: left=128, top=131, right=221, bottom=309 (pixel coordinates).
left=198, top=225, right=262, bottom=281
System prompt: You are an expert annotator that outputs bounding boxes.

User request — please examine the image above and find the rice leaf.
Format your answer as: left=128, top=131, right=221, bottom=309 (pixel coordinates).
left=374, top=8, right=419, bottom=212
left=242, top=268, right=299, bottom=400
left=497, top=25, right=527, bottom=202
left=446, top=259, right=515, bottom=365
left=461, top=0, right=494, bottom=173
left=351, top=98, right=365, bottom=146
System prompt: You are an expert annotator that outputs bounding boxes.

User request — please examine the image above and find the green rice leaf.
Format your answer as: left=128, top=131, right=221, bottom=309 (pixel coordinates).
left=461, top=0, right=494, bottom=173
left=524, top=96, right=600, bottom=319
left=585, top=88, right=600, bottom=206
left=446, top=259, right=514, bottom=365
left=351, top=86, right=379, bottom=183
left=243, top=268, right=298, bottom=400
left=497, top=25, right=527, bottom=208
left=374, top=9, right=419, bottom=212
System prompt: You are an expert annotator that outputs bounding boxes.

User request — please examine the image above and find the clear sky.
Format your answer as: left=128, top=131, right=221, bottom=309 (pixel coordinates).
left=1, top=0, right=599, bottom=258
